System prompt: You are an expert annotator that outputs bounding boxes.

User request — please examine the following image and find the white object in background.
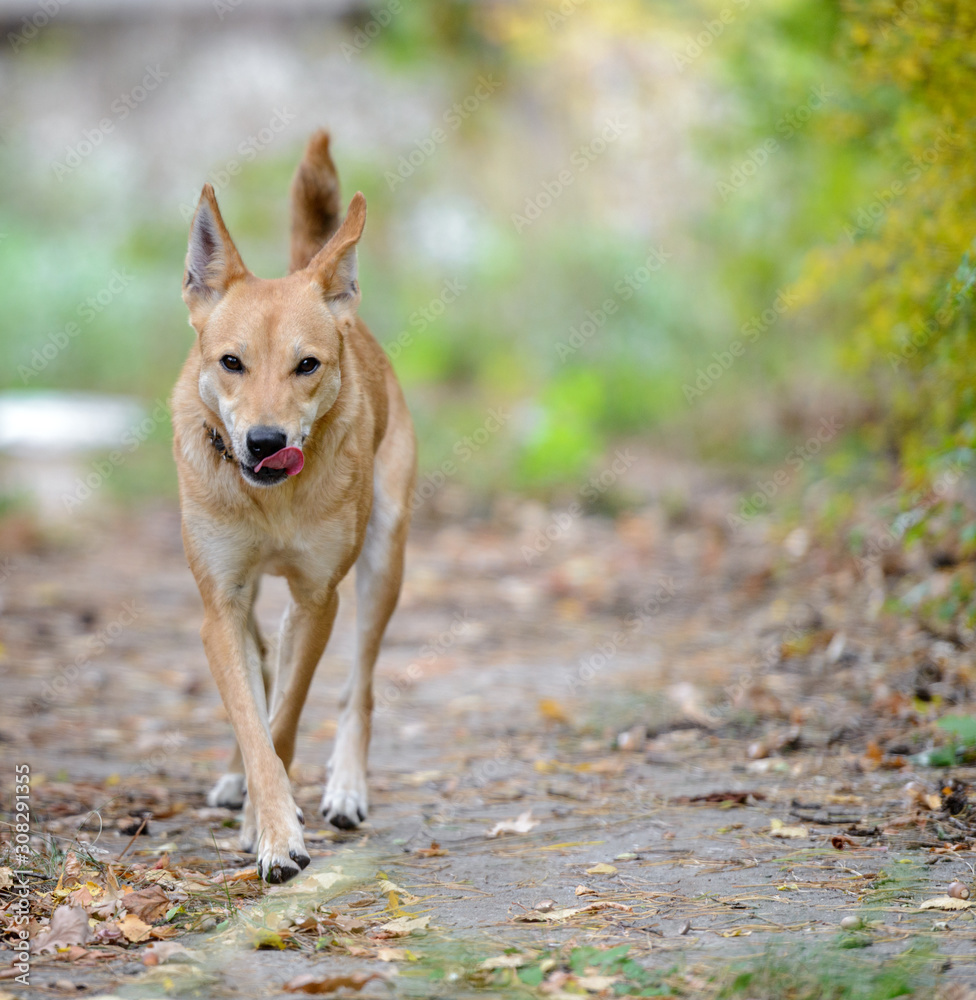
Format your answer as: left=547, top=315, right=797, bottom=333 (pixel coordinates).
left=0, top=391, right=144, bottom=455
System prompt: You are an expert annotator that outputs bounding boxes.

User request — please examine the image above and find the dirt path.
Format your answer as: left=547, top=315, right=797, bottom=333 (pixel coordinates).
left=3, top=451, right=976, bottom=997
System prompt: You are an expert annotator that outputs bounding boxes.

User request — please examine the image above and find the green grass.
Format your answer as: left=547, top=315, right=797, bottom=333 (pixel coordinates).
left=715, top=944, right=940, bottom=1000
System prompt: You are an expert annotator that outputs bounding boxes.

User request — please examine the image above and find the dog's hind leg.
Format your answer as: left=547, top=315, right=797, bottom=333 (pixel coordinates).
left=207, top=610, right=270, bottom=809
left=322, top=380, right=416, bottom=829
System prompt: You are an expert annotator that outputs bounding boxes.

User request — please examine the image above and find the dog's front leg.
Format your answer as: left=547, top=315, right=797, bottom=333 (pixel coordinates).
left=200, top=596, right=309, bottom=884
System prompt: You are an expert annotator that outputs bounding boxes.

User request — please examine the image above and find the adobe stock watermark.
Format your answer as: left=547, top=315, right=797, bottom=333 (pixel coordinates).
left=682, top=285, right=797, bottom=403
left=7, top=0, right=71, bottom=53
left=545, top=0, right=589, bottom=28
left=567, top=578, right=678, bottom=694
left=673, top=0, right=751, bottom=70
left=843, top=125, right=960, bottom=241
left=717, top=85, right=833, bottom=201
left=409, top=407, right=510, bottom=512
left=34, top=601, right=142, bottom=712
left=61, top=400, right=170, bottom=512
left=385, top=278, right=466, bottom=360
left=511, top=117, right=628, bottom=233
left=51, top=66, right=168, bottom=180
left=341, top=0, right=402, bottom=59
left=386, top=76, right=501, bottom=191
left=374, top=611, right=470, bottom=718
left=19, top=269, right=135, bottom=383
left=178, top=108, right=297, bottom=222
left=522, top=448, right=637, bottom=563
left=853, top=461, right=965, bottom=577
left=213, top=0, right=243, bottom=19
left=9, top=763, right=32, bottom=987
left=555, top=247, right=671, bottom=362
left=726, top=416, right=843, bottom=530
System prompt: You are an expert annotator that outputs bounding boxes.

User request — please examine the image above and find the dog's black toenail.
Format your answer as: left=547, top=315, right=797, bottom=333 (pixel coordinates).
left=290, top=850, right=311, bottom=870
left=264, top=862, right=300, bottom=885
left=329, top=812, right=357, bottom=831
left=357, top=808, right=366, bottom=823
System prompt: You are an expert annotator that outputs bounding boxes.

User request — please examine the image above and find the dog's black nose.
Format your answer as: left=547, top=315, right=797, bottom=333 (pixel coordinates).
left=246, top=426, right=287, bottom=461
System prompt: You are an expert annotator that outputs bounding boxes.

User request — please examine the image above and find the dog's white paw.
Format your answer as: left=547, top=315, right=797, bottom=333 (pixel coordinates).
left=256, top=816, right=310, bottom=884
left=321, top=769, right=368, bottom=830
left=207, top=772, right=246, bottom=809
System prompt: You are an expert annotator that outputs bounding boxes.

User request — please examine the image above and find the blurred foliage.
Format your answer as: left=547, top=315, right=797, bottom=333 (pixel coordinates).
left=4, top=0, right=976, bottom=568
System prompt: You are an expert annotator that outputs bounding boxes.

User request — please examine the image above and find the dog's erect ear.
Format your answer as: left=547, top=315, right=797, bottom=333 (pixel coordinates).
left=182, top=185, right=249, bottom=326
left=306, top=192, right=366, bottom=319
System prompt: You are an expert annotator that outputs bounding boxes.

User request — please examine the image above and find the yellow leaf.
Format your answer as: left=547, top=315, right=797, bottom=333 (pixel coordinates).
left=119, top=913, right=153, bottom=943
left=375, top=915, right=431, bottom=938
left=585, top=863, right=617, bottom=875
left=769, top=818, right=808, bottom=839
left=918, top=896, right=976, bottom=911
left=538, top=698, right=569, bottom=724
left=248, top=928, right=287, bottom=949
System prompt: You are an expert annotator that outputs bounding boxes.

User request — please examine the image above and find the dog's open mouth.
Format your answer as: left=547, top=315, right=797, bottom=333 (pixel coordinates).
left=242, top=446, right=305, bottom=486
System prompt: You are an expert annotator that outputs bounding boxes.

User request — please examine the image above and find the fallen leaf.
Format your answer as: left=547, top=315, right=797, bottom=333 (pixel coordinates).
left=284, top=972, right=386, bottom=994
left=538, top=698, right=570, bottom=724
left=371, top=914, right=431, bottom=938
left=142, top=941, right=197, bottom=966
left=58, top=852, right=83, bottom=890
left=122, top=886, right=171, bottom=923
left=376, top=947, right=412, bottom=962
left=918, top=896, right=976, bottom=911
left=32, top=906, right=91, bottom=954
left=480, top=952, right=536, bottom=970
left=208, top=866, right=259, bottom=884
left=416, top=841, right=447, bottom=858
left=0, top=869, right=13, bottom=889
left=487, top=810, right=539, bottom=837
left=575, top=884, right=596, bottom=896
left=119, top=913, right=154, bottom=943
left=515, top=901, right=633, bottom=923
left=577, top=974, right=620, bottom=991
left=679, top=790, right=766, bottom=806
left=769, top=818, right=808, bottom=839
left=248, top=928, right=287, bottom=949
left=376, top=878, right=419, bottom=904
left=93, top=922, right=125, bottom=945
left=585, top=863, right=617, bottom=875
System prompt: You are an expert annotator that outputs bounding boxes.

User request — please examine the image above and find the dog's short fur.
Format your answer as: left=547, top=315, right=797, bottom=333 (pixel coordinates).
left=171, top=131, right=416, bottom=883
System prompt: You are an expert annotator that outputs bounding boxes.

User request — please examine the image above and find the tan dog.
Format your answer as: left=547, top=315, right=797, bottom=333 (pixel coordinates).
left=171, top=131, right=416, bottom=883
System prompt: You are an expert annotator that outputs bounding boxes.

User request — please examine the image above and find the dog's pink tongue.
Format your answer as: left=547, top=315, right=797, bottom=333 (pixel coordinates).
left=254, top=447, right=304, bottom=476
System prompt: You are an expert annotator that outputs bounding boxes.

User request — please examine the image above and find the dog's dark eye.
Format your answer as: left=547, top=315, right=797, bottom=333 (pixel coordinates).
left=221, top=355, right=244, bottom=372
left=296, top=357, right=320, bottom=375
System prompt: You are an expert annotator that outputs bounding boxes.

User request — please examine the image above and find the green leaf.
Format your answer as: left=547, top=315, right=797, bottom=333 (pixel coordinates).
left=937, top=714, right=976, bottom=745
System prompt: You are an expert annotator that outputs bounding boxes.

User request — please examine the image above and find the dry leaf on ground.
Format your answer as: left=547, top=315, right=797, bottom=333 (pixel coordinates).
left=371, top=914, right=431, bottom=938
left=516, top=901, right=633, bottom=923
left=142, top=941, right=197, bottom=966
left=769, top=818, right=808, bottom=839
left=487, top=810, right=539, bottom=837
left=918, top=896, right=976, bottom=911
left=119, top=912, right=154, bottom=943
left=123, top=886, right=171, bottom=923
left=31, top=905, right=91, bottom=954
left=283, top=972, right=386, bottom=994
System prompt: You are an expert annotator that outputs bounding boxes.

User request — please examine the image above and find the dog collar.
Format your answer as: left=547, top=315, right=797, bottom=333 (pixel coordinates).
left=204, top=421, right=235, bottom=463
